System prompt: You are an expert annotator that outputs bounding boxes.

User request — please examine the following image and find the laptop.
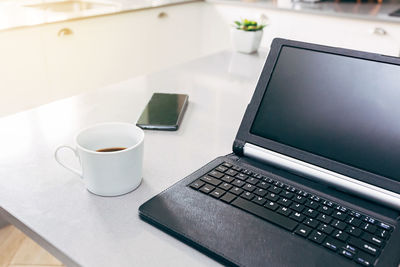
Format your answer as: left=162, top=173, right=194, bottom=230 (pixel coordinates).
left=139, top=38, right=400, bottom=267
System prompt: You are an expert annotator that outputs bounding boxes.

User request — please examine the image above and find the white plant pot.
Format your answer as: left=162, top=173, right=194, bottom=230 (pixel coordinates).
left=231, top=28, right=263, bottom=54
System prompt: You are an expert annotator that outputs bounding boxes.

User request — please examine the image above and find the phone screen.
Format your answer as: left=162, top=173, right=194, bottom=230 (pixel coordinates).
left=136, top=93, right=189, bottom=130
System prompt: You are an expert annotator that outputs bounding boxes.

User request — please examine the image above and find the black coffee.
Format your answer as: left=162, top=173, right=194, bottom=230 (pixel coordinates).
left=96, top=147, right=126, bottom=152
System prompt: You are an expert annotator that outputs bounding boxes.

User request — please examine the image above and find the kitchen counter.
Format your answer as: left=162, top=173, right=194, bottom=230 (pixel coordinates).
left=0, top=49, right=268, bottom=267
left=207, top=0, right=400, bottom=23
left=0, top=0, right=399, bottom=32
left=0, top=0, right=199, bottom=31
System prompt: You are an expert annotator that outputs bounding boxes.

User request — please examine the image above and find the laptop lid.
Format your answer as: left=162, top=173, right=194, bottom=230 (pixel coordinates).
left=234, top=38, right=400, bottom=209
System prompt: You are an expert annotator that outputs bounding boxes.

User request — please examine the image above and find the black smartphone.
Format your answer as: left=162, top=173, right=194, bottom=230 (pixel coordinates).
left=136, top=93, right=189, bottom=131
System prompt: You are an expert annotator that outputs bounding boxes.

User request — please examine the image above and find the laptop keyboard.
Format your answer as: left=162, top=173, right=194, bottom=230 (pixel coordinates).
left=188, top=162, right=394, bottom=267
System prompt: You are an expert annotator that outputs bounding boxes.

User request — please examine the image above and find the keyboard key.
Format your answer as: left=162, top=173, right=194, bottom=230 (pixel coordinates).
left=246, top=177, right=259, bottom=185
left=225, top=169, right=238, bottom=176
left=321, top=200, right=334, bottom=207
left=316, top=213, right=332, bottom=224
left=348, top=237, right=379, bottom=256
left=363, top=216, right=376, bottom=225
left=295, top=224, right=312, bottom=237
left=318, top=223, right=334, bottom=235
left=268, top=186, right=282, bottom=194
left=199, top=184, right=215, bottom=194
left=332, top=230, right=349, bottom=242
left=344, top=244, right=357, bottom=254
left=257, top=181, right=270, bottom=190
left=277, top=206, right=292, bottom=217
left=220, top=192, right=236, bottom=203
left=243, top=183, right=256, bottom=192
left=309, top=195, right=320, bottom=202
left=290, top=203, right=305, bottom=213
left=232, top=179, right=245, bottom=187
left=360, top=223, right=377, bottom=234
left=280, top=190, right=294, bottom=199
left=222, top=162, right=232, bottom=168
left=254, top=188, right=267, bottom=197
left=201, top=175, right=222, bottom=186
left=339, top=248, right=354, bottom=259
left=210, top=188, right=226, bottom=199
left=346, top=226, right=362, bottom=237
left=290, top=212, right=305, bottom=222
left=375, top=228, right=389, bottom=239
left=304, top=218, right=319, bottom=228
left=219, top=182, right=232, bottom=191
left=305, top=200, right=319, bottom=209
left=221, top=175, right=234, bottom=183
left=252, top=196, right=267, bottom=206
left=355, top=251, right=374, bottom=266
left=323, top=236, right=344, bottom=252
left=332, top=211, right=347, bottom=221
left=308, top=230, right=326, bottom=244
left=229, top=187, right=244, bottom=196
left=331, top=220, right=347, bottom=230
left=346, top=216, right=361, bottom=227
left=362, top=233, right=383, bottom=247
left=297, top=190, right=309, bottom=198
left=232, top=165, right=242, bottom=171
left=304, top=208, right=318, bottom=218
left=189, top=180, right=205, bottom=189
left=293, top=195, right=306, bottom=204
left=319, top=205, right=333, bottom=215
left=215, top=166, right=228, bottom=173
left=209, top=170, right=224, bottom=179
left=231, top=197, right=298, bottom=231
left=277, top=198, right=292, bottom=207
left=377, top=221, right=392, bottom=231
left=265, top=201, right=279, bottom=211
left=336, top=206, right=348, bottom=213
left=274, top=181, right=284, bottom=188
left=266, top=192, right=279, bottom=202
left=350, top=211, right=362, bottom=218
left=241, top=191, right=255, bottom=200
left=236, top=173, right=248, bottom=180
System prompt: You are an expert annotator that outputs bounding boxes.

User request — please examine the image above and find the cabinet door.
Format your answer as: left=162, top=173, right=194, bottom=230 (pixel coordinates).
left=0, top=27, right=48, bottom=117
left=42, top=3, right=207, bottom=98
left=41, top=14, right=149, bottom=99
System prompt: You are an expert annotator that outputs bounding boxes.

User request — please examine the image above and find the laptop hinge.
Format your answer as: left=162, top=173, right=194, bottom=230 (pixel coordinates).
left=233, top=139, right=245, bottom=156
left=243, top=143, right=400, bottom=211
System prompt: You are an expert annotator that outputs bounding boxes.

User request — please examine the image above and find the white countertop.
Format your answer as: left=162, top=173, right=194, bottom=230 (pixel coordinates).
left=208, top=0, right=400, bottom=23
left=0, top=0, right=198, bottom=31
left=0, top=49, right=268, bottom=267
left=0, top=0, right=399, bottom=32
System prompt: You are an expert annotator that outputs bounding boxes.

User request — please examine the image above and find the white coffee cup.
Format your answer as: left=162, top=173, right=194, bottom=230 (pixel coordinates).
left=55, top=122, right=144, bottom=196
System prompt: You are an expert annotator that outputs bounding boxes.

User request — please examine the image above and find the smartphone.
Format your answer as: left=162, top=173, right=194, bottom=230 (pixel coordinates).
left=136, top=93, right=189, bottom=131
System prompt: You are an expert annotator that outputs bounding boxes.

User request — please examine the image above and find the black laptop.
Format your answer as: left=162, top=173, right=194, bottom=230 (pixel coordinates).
left=139, top=38, right=400, bottom=267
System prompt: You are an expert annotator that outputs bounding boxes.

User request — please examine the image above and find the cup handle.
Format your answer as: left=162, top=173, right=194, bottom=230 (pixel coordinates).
left=55, top=145, right=83, bottom=178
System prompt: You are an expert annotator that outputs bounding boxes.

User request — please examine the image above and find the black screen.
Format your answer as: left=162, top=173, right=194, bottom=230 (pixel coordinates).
left=251, top=46, right=400, bottom=182
left=137, top=93, right=188, bottom=126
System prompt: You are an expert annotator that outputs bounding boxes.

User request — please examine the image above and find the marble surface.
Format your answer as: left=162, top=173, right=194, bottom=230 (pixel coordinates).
left=208, top=0, right=400, bottom=23
left=0, top=0, right=399, bottom=32
left=0, top=49, right=268, bottom=267
left=0, top=0, right=198, bottom=31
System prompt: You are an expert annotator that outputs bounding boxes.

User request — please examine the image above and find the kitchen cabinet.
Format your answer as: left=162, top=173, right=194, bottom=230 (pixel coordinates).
left=41, top=2, right=213, bottom=101
left=210, top=3, right=400, bottom=57
left=0, top=27, right=48, bottom=116
left=0, top=2, right=226, bottom=117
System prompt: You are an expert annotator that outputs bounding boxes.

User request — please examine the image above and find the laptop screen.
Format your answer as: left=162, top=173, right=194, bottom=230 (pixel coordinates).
left=251, top=46, right=400, bottom=183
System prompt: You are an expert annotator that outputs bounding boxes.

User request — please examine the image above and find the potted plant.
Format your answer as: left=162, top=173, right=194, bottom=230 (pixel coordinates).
left=231, top=19, right=266, bottom=54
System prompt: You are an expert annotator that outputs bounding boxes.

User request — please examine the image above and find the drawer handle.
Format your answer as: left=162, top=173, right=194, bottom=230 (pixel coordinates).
left=58, top=28, right=73, bottom=37
left=158, top=12, right=168, bottom=18
left=372, top=27, right=387, bottom=36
